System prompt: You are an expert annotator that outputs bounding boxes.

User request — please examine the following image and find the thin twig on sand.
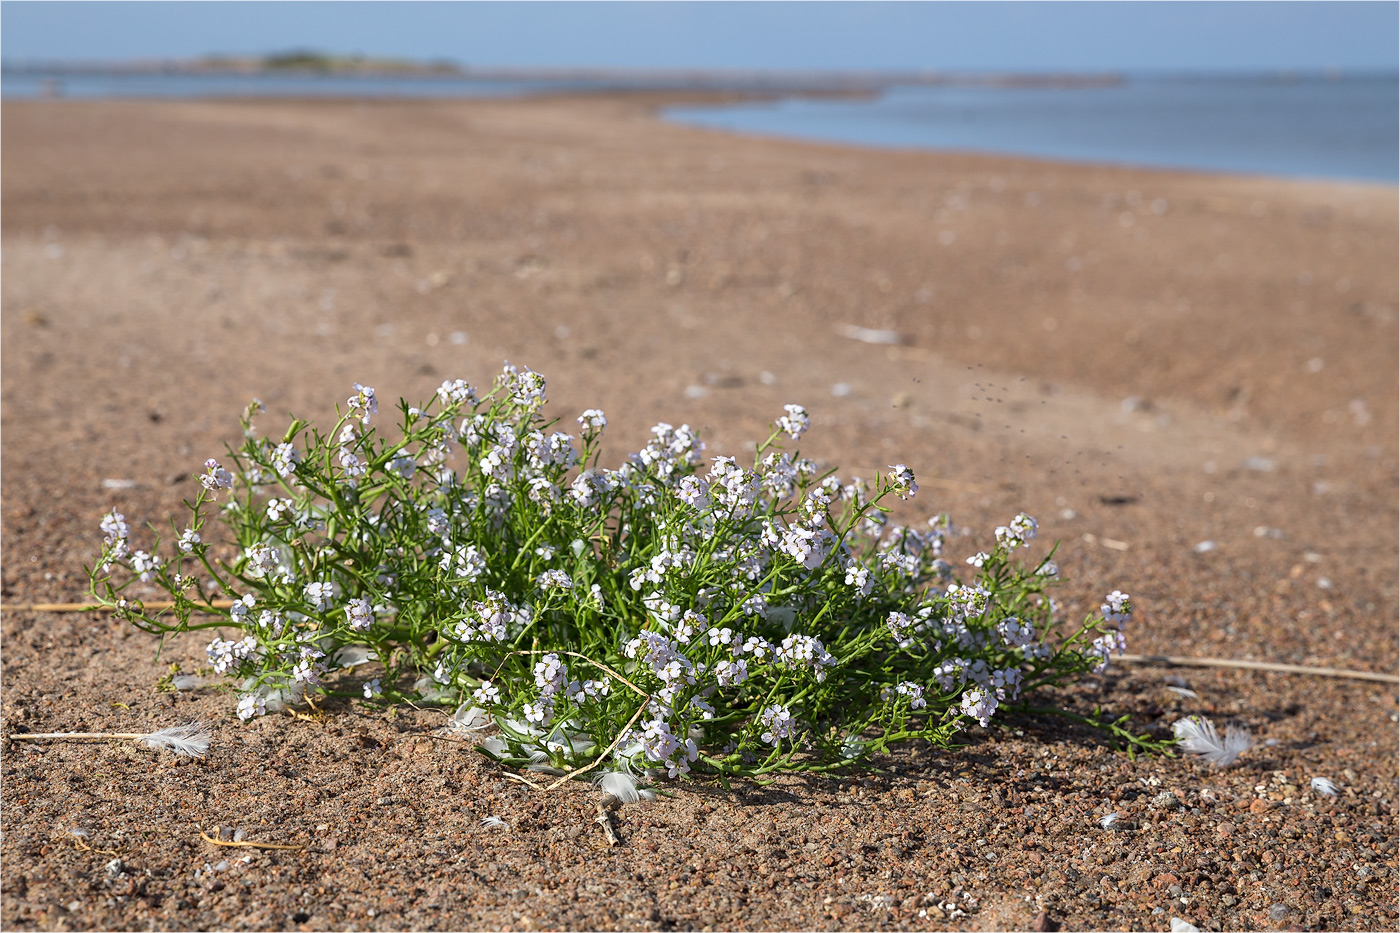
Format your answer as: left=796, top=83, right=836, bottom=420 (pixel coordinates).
left=1118, top=653, right=1398, bottom=684
left=595, top=793, right=621, bottom=847
left=1, top=599, right=235, bottom=613
left=199, top=826, right=306, bottom=851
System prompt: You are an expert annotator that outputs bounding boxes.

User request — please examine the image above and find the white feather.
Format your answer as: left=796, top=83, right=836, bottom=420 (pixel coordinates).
left=1098, top=812, right=1120, bottom=829
left=413, top=676, right=453, bottom=703
left=1310, top=776, right=1340, bottom=797
left=480, top=815, right=509, bottom=831
left=448, top=704, right=492, bottom=732
left=331, top=645, right=378, bottom=668
left=478, top=736, right=510, bottom=757
left=1172, top=716, right=1252, bottom=768
left=137, top=721, right=212, bottom=758
left=592, top=769, right=641, bottom=805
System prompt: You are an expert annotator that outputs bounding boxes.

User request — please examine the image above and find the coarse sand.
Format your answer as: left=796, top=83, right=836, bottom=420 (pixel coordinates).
left=2, top=95, right=1396, bottom=932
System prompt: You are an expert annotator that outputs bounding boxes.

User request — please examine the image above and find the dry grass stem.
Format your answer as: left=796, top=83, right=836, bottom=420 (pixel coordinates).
left=63, top=831, right=119, bottom=856
left=1, top=599, right=236, bottom=613
left=1118, top=653, right=1399, bottom=684
left=198, top=826, right=306, bottom=851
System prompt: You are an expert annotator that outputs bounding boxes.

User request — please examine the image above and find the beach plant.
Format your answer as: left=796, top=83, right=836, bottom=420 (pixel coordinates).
left=90, top=363, right=1160, bottom=781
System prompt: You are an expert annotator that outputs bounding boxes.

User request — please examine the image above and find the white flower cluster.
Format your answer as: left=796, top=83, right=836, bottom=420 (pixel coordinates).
left=347, top=382, right=378, bottom=424
left=200, top=458, right=233, bottom=493
left=452, top=589, right=531, bottom=644
left=94, top=364, right=1141, bottom=767
left=776, top=404, right=810, bottom=440
left=994, top=512, right=1038, bottom=550
left=207, top=635, right=259, bottom=675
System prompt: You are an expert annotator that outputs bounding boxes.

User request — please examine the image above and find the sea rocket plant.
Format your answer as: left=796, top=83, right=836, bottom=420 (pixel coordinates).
left=91, top=362, right=1149, bottom=777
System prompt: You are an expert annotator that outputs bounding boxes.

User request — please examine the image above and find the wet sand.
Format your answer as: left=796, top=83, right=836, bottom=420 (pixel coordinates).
left=2, top=95, right=1397, bottom=932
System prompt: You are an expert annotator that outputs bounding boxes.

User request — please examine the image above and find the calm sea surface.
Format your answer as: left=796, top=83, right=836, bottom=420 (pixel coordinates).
left=666, top=75, right=1399, bottom=184
left=4, top=70, right=1394, bottom=184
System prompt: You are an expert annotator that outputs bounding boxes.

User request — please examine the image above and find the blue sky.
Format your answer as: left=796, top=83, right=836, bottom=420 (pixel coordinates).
left=2, top=2, right=1395, bottom=72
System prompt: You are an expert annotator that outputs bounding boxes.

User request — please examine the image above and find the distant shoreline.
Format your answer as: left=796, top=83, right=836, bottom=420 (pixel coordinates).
left=0, top=58, right=1129, bottom=92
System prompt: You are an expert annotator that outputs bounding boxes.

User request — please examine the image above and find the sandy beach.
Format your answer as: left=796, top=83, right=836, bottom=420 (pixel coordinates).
left=2, top=94, right=1396, bottom=932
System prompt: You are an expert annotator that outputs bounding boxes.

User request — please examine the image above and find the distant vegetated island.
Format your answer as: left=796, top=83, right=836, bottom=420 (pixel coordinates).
left=203, top=50, right=464, bottom=74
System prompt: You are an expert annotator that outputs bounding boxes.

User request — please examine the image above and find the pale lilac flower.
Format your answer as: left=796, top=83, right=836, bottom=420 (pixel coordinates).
left=270, top=443, right=300, bottom=478
left=236, top=694, right=267, bottom=720
left=503, top=363, right=548, bottom=410
left=291, top=659, right=325, bottom=686
left=845, top=564, right=874, bottom=597
left=387, top=453, right=416, bottom=480
left=760, top=704, right=795, bottom=744
left=1086, top=632, right=1127, bottom=673
left=966, top=552, right=990, bottom=568
left=990, top=668, right=1023, bottom=701
left=998, top=618, right=1035, bottom=648
left=347, top=383, right=378, bottom=424
left=523, top=698, right=553, bottom=725
left=344, top=597, right=373, bottom=631
left=228, top=593, right=256, bottom=622
left=338, top=447, right=366, bottom=479
left=714, top=658, right=749, bottom=686
left=257, top=609, right=285, bottom=637
left=437, top=379, right=477, bottom=406
left=440, top=543, right=486, bottom=581
left=580, top=678, right=611, bottom=700
left=100, top=511, right=130, bottom=543
left=537, top=569, right=573, bottom=590
left=534, top=653, right=568, bottom=697
left=947, top=582, right=991, bottom=620
left=707, top=627, right=735, bottom=647
left=363, top=678, right=382, bottom=699
left=895, top=682, right=927, bottom=709
left=577, top=409, right=607, bottom=433
left=130, top=550, right=160, bottom=582
left=995, top=512, right=1038, bottom=549
left=960, top=687, right=999, bottom=727
left=740, top=635, right=772, bottom=660
left=207, top=635, right=258, bottom=675
left=304, top=581, right=334, bottom=611
left=776, top=404, right=810, bottom=440
left=676, top=475, right=710, bottom=509
left=201, top=458, right=233, bottom=493
left=1101, top=590, right=1133, bottom=625
left=887, top=464, right=918, bottom=499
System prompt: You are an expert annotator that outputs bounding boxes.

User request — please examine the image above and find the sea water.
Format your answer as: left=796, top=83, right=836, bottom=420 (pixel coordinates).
left=665, top=74, right=1399, bottom=185
left=4, top=69, right=1393, bottom=184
